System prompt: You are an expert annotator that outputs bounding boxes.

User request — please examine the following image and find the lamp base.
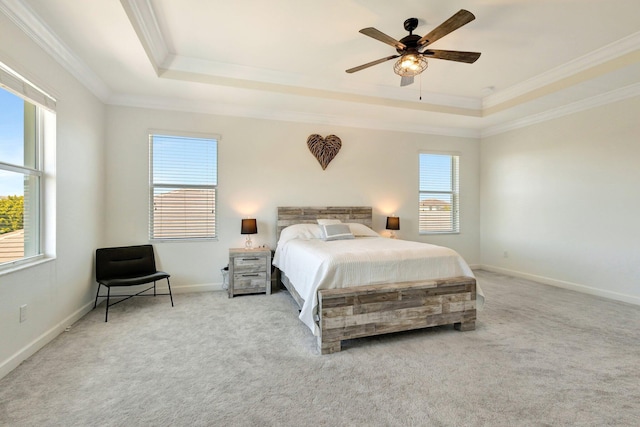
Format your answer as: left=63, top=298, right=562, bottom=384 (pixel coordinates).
left=245, top=236, right=253, bottom=249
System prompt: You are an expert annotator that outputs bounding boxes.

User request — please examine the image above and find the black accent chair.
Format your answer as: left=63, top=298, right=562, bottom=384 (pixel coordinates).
left=94, top=244, right=173, bottom=322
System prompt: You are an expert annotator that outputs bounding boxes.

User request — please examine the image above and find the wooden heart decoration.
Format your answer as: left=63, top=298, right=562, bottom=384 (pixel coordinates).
left=307, top=134, right=342, bottom=170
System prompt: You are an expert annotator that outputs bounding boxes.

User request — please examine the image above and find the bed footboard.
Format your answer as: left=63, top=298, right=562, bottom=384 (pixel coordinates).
left=318, top=276, right=476, bottom=354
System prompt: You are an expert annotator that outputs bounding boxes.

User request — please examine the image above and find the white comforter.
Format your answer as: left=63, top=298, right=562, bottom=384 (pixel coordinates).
left=273, top=236, right=484, bottom=336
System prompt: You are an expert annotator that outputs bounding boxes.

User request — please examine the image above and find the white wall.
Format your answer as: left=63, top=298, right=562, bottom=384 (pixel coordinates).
left=105, top=106, right=480, bottom=288
left=480, top=96, right=640, bottom=304
left=0, top=13, right=106, bottom=378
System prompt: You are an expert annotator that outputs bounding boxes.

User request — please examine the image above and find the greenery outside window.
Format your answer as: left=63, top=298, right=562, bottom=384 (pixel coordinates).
left=0, top=62, right=55, bottom=268
left=149, top=133, right=218, bottom=240
left=419, top=152, right=460, bottom=234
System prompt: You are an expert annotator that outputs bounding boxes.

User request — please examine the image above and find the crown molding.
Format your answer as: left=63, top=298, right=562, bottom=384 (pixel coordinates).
left=119, top=0, right=169, bottom=72
left=108, top=93, right=481, bottom=139
left=481, top=82, right=640, bottom=138
left=483, top=31, right=640, bottom=110
left=0, top=0, right=111, bottom=101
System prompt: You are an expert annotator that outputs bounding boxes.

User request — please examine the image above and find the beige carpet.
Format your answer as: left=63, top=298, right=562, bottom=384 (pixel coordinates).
left=1, top=270, right=639, bottom=426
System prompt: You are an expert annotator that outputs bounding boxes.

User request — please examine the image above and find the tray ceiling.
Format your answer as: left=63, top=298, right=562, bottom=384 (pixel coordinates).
left=2, top=0, right=639, bottom=137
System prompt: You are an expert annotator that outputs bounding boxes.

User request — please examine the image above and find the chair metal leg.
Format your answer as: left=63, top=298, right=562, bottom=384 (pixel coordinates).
left=166, top=278, right=174, bottom=306
left=105, top=287, right=111, bottom=322
left=93, top=283, right=101, bottom=309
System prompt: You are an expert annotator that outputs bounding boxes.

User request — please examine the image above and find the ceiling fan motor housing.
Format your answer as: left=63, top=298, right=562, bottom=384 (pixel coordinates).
left=397, top=34, right=421, bottom=54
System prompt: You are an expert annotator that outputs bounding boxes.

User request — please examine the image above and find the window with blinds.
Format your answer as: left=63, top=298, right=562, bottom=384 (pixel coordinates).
left=0, top=61, right=54, bottom=268
left=149, top=134, right=218, bottom=240
left=419, top=153, right=460, bottom=234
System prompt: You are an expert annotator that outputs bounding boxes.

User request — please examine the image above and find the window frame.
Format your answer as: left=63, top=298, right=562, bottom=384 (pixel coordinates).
left=148, top=130, right=219, bottom=242
left=0, top=62, right=54, bottom=271
left=418, top=151, right=460, bottom=235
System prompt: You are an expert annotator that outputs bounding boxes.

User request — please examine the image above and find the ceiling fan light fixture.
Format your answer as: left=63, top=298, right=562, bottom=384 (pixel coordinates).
left=393, top=54, right=428, bottom=77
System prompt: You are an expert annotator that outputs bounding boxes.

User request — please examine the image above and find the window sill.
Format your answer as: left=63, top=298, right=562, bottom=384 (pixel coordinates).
left=0, top=256, right=56, bottom=277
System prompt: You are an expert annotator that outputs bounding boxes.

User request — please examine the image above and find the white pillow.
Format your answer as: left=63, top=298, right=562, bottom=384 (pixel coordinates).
left=317, top=219, right=342, bottom=225
left=344, top=223, right=379, bottom=237
left=278, top=224, right=322, bottom=245
left=320, top=223, right=355, bottom=241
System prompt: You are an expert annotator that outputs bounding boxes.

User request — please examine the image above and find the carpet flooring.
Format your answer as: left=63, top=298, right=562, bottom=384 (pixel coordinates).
left=1, top=270, right=639, bottom=426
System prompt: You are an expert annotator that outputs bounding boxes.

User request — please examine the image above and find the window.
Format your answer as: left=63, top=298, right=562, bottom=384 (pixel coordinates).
left=0, top=62, right=55, bottom=268
left=149, top=133, right=218, bottom=240
left=419, top=153, right=460, bottom=234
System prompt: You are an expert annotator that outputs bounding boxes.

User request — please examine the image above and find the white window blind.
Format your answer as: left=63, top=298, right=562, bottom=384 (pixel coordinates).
left=149, top=134, right=218, bottom=240
left=0, top=62, right=56, bottom=112
left=419, top=153, right=460, bottom=233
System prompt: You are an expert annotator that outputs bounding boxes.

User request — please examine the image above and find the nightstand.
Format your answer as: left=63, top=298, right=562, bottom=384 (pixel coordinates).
left=228, top=247, right=272, bottom=298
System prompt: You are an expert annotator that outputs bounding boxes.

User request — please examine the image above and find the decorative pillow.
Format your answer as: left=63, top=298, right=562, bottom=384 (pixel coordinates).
left=317, top=219, right=342, bottom=225
left=320, top=223, right=355, bottom=241
left=344, top=223, right=379, bottom=237
left=278, top=224, right=322, bottom=245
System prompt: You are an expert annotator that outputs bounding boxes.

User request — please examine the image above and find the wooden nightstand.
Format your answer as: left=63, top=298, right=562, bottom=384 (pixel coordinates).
left=228, top=248, right=272, bottom=298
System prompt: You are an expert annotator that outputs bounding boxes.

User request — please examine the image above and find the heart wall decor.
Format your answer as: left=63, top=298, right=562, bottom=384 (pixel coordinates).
left=307, top=134, right=342, bottom=170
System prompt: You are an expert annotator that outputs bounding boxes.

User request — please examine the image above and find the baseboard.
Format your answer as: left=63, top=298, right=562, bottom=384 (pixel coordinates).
left=0, top=300, right=95, bottom=380
left=477, top=264, right=640, bottom=306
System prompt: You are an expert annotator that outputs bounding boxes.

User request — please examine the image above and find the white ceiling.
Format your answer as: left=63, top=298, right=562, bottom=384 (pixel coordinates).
left=3, top=0, right=640, bottom=137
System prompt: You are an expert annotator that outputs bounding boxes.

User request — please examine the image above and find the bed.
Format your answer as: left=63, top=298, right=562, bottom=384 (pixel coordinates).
left=273, top=206, right=483, bottom=354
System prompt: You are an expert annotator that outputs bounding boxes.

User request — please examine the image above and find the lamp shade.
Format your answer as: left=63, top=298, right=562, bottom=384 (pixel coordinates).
left=241, top=218, right=257, bottom=235
left=386, top=216, right=400, bottom=231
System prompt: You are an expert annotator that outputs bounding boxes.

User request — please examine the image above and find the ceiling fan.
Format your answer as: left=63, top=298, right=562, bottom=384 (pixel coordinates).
left=346, top=9, right=481, bottom=86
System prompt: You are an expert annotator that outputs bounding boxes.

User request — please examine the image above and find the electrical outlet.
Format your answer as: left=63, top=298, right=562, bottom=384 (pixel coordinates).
left=503, top=251, right=509, bottom=258
left=19, top=304, right=27, bottom=323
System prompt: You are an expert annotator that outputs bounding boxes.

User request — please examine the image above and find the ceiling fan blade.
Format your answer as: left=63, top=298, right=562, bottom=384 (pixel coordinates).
left=400, top=76, right=414, bottom=87
left=418, top=9, right=476, bottom=49
left=422, top=50, right=481, bottom=63
left=359, top=27, right=406, bottom=50
left=346, top=55, right=399, bottom=73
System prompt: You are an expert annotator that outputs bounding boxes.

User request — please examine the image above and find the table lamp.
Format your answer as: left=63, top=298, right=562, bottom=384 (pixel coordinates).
left=386, top=216, right=400, bottom=239
left=241, top=218, right=257, bottom=249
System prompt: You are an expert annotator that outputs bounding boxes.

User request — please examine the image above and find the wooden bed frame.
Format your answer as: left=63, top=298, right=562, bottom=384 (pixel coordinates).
left=276, top=206, right=476, bottom=354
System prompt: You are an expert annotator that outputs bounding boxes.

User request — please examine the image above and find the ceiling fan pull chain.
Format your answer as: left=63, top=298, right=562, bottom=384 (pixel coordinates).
left=419, top=73, right=422, bottom=100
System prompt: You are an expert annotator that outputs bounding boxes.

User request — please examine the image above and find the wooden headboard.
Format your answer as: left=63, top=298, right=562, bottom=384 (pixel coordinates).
left=276, top=206, right=373, bottom=242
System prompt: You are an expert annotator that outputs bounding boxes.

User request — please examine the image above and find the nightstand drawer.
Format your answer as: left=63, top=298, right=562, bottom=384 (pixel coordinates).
left=234, top=256, right=266, bottom=271
left=233, top=272, right=268, bottom=290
